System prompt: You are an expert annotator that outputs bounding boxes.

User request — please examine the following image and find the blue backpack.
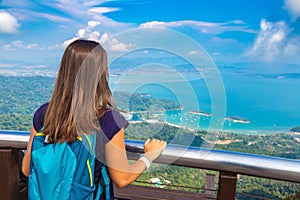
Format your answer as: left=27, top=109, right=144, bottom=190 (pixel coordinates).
left=28, top=132, right=110, bottom=200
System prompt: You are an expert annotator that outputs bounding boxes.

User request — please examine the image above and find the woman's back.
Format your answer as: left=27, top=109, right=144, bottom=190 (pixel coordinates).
left=22, top=39, right=167, bottom=200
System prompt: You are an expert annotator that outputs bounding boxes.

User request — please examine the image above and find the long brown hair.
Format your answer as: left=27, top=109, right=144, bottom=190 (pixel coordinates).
left=44, top=39, right=115, bottom=143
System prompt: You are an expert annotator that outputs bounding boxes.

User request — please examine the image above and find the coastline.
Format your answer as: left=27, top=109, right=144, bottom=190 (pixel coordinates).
left=123, top=107, right=295, bottom=136
left=126, top=113, right=293, bottom=135
left=163, top=121, right=197, bottom=132
left=146, top=119, right=291, bottom=135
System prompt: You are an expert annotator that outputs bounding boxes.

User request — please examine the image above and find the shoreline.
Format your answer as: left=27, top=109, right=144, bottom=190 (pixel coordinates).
left=163, top=121, right=197, bottom=132
left=156, top=120, right=291, bottom=135
left=127, top=116, right=292, bottom=135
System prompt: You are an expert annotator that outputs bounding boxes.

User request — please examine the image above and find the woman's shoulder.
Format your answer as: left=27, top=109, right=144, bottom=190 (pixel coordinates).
left=102, top=108, right=123, bottom=118
left=34, top=102, right=49, bottom=115
left=34, top=102, right=49, bottom=116
left=39, top=102, right=49, bottom=110
left=99, top=108, right=129, bottom=140
left=100, top=108, right=128, bottom=124
left=33, top=102, right=49, bottom=132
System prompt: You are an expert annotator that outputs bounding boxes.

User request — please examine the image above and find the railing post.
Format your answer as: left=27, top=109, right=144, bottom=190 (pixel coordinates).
left=0, top=149, right=20, bottom=200
left=205, top=173, right=215, bottom=195
left=217, top=172, right=237, bottom=200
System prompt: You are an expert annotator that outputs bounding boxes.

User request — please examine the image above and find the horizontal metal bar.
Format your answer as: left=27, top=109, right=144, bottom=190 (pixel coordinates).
left=1, top=130, right=300, bottom=183
left=0, top=130, right=29, bottom=149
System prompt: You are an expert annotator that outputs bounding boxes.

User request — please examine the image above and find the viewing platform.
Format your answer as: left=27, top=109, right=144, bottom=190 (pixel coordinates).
left=1, top=130, right=300, bottom=199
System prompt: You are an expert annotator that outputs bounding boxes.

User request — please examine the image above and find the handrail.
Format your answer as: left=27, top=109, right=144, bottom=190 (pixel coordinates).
left=1, top=130, right=300, bottom=183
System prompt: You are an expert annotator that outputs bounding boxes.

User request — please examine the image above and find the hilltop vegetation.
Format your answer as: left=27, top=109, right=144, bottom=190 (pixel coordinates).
left=0, top=75, right=299, bottom=199
left=114, top=91, right=181, bottom=112
left=0, top=76, right=53, bottom=130
left=216, top=132, right=300, bottom=159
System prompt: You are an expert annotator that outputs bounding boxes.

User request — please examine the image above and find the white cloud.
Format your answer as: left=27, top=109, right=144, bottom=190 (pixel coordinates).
left=2, top=0, right=133, bottom=50
left=188, top=50, right=201, bottom=55
left=88, top=31, right=100, bottom=41
left=140, top=20, right=222, bottom=29
left=0, top=10, right=20, bottom=34
left=285, top=0, right=300, bottom=20
left=87, top=21, right=101, bottom=29
left=41, top=0, right=88, bottom=19
left=139, top=20, right=223, bottom=34
left=12, top=40, right=23, bottom=47
left=100, top=33, right=109, bottom=43
left=2, top=44, right=16, bottom=51
left=0, top=63, right=55, bottom=77
left=63, top=20, right=103, bottom=46
left=37, top=12, right=71, bottom=23
left=91, top=11, right=135, bottom=33
left=212, top=52, right=220, bottom=56
left=1, top=0, right=121, bottom=29
left=140, top=21, right=167, bottom=28
left=77, top=29, right=86, bottom=38
left=83, top=0, right=109, bottom=7
left=26, top=44, right=38, bottom=49
left=139, top=20, right=255, bottom=34
left=2, top=40, right=39, bottom=50
left=230, top=20, right=245, bottom=25
left=62, top=20, right=134, bottom=52
left=63, top=37, right=79, bottom=47
left=88, top=7, right=119, bottom=14
left=47, top=44, right=62, bottom=50
left=1, top=8, right=71, bottom=24
left=108, top=38, right=134, bottom=52
left=283, top=37, right=300, bottom=56
left=246, top=19, right=300, bottom=62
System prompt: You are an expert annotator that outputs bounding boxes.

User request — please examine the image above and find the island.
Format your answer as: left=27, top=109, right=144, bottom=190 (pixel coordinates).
left=225, top=116, right=250, bottom=124
left=188, top=110, right=211, bottom=116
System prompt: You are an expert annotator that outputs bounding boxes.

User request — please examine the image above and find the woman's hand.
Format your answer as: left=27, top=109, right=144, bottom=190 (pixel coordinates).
left=106, top=130, right=167, bottom=188
left=143, top=138, right=167, bottom=162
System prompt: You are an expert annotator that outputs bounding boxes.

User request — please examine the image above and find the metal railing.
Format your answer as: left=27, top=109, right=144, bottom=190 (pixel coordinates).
left=125, top=139, right=300, bottom=183
left=1, top=130, right=300, bottom=199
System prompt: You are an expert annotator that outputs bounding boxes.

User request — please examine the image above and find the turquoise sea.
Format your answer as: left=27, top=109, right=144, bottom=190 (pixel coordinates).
left=110, top=68, right=300, bottom=134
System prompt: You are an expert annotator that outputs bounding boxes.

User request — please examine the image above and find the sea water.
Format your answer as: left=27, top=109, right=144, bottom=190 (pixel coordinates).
left=110, top=70, right=300, bottom=134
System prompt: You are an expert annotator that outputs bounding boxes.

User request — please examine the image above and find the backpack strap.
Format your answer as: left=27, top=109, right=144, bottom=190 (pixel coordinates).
left=95, top=165, right=110, bottom=200
left=102, top=165, right=111, bottom=200
left=83, top=133, right=111, bottom=200
left=82, top=133, right=111, bottom=200
left=30, top=132, right=47, bottom=172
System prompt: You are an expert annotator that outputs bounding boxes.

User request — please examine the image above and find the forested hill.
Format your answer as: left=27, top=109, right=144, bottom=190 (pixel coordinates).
left=0, top=76, right=54, bottom=115
left=0, top=75, right=180, bottom=130
left=0, top=76, right=54, bottom=130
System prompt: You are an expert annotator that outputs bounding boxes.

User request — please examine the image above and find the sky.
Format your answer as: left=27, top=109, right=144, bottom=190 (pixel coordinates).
left=0, top=0, right=300, bottom=76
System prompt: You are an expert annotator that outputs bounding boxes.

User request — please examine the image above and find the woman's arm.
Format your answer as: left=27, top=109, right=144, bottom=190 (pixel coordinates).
left=105, top=128, right=166, bottom=188
left=22, top=125, right=37, bottom=177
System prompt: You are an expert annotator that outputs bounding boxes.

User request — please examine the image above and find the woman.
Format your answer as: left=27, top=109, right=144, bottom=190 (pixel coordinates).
left=22, top=39, right=167, bottom=199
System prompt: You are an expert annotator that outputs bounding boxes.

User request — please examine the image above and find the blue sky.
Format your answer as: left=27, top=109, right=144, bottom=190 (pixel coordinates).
left=0, top=0, right=300, bottom=76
